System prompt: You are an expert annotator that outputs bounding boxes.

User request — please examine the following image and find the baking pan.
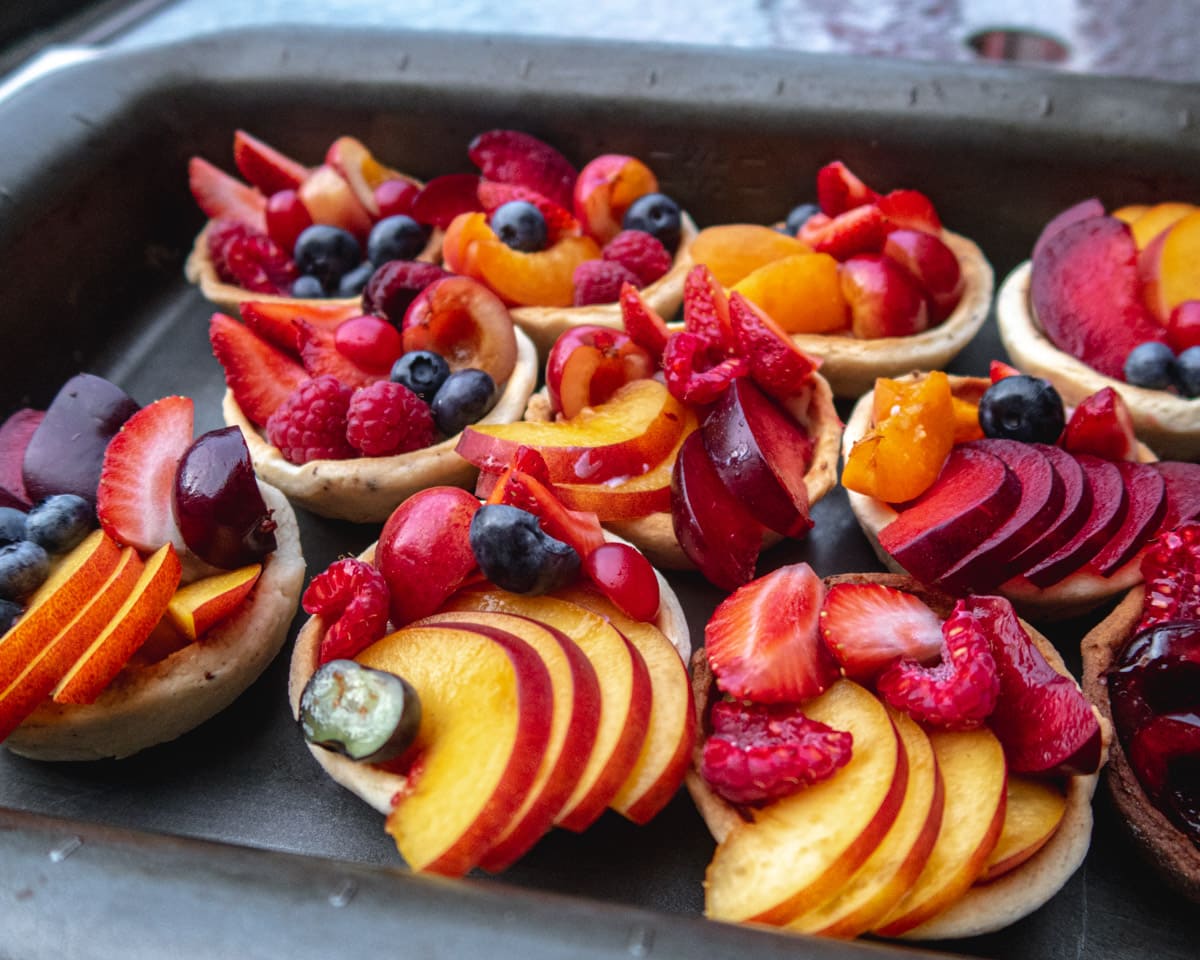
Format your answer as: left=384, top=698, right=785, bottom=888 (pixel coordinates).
left=1, top=26, right=1199, bottom=959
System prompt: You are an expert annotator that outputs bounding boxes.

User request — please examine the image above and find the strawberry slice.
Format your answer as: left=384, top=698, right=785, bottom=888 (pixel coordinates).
left=704, top=562, right=838, bottom=703
left=477, top=180, right=581, bottom=240
left=468, top=129, right=578, bottom=212
left=989, top=359, right=1021, bottom=382
left=800, top=203, right=887, bottom=260
left=619, top=282, right=671, bottom=361
left=189, top=157, right=266, bottom=232
left=411, top=174, right=483, bottom=229
left=875, top=189, right=942, bottom=234
left=295, top=319, right=383, bottom=391
left=728, top=292, right=820, bottom=396
left=486, top=465, right=606, bottom=557
left=233, top=130, right=309, bottom=194
left=209, top=312, right=307, bottom=427
left=683, top=264, right=737, bottom=352
left=819, top=582, right=943, bottom=681
left=1061, top=386, right=1139, bottom=461
left=240, top=300, right=361, bottom=356
left=96, top=396, right=193, bottom=554
left=815, top=161, right=879, bottom=217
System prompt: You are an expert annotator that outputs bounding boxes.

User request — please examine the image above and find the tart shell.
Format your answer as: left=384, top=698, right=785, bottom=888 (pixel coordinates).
left=686, top=572, right=1107, bottom=941
left=1081, top=588, right=1200, bottom=903
left=226, top=326, right=539, bottom=523
left=6, top=482, right=306, bottom=762
left=996, top=262, right=1200, bottom=462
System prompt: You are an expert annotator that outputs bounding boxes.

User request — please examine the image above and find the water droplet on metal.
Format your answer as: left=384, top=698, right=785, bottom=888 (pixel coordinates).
left=626, top=924, right=654, bottom=956
left=49, top=836, right=82, bottom=863
left=328, top=878, right=357, bottom=908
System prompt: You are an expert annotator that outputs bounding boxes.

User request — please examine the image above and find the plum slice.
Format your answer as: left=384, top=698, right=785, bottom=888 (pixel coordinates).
left=1088, top=461, right=1168, bottom=576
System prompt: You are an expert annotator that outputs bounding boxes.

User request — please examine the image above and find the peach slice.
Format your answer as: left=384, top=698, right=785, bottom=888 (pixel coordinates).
left=415, top=610, right=601, bottom=872
left=1142, top=210, right=1200, bottom=320
left=872, top=726, right=1007, bottom=937
left=166, top=563, right=262, bottom=642
left=357, top=623, right=553, bottom=876
left=473, top=224, right=601, bottom=308
left=690, top=224, right=810, bottom=288
left=555, top=583, right=695, bottom=824
left=730, top=253, right=848, bottom=334
left=573, top=154, right=659, bottom=244
left=1130, top=201, right=1196, bottom=249
left=457, top=378, right=690, bottom=484
left=298, top=164, right=374, bottom=238
left=52, top=543, right=183, bottom=705
left=1112, top=204, right=1149, bottom=224
left=441, top=588, right=652, bottom=832
left=325, top=135, right=408, bottom=217
left=785, top=708, right=943, bottom=939
left=704, top=680, right=907, bottom=925
left=978, top=775, right=1067, bottom=882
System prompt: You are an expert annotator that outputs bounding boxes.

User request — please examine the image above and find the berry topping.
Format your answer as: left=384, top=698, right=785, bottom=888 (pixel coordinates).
left=622, top=192, right=682, bottom=255
left=876, top=602, right=999, bottom=730
left=819, top=583, right=943, bottom=682
left=374, top=178, right=420, bottom=219
left=0, top=507, right=25, bottom=547
left=700, top=699, right=853, bottom=805
left=662, top=331, right=750, bottom=405
left=1139, top=523, right=1200, bottom=630
left=188, top=157, right=266, bottom=231
left=618, top=283, right=671, bottom=361
left=293, top=225, right=362, bottom=290
left=477, top=181, right=580, bottom=240
left=572, top=259, right=641, bottom=307
left=24, top=495, right=94, bottom=555
left=784, top=202, right=820, bottom=236
left=390, top=350, right=451, bottom=402
left=977, top=374, right=1065, bottom=444
left=581, top=541, right=660, bottom=622
left=1125, top=341, right=1178, bottom=390
left=799, top=204, right=887, bottom=260
left=728, top=292, right=820, bottom=397
left=430, top=368, right=498, bottom=437
left=291, top=275, right=325, bottom=298
left=1061, top=385, right=1139, bottom=461
left=0, top=540, right=49, bottom=602
left=490, top=200, right=549, bottom=253
left=682, top=264, right=736, bottom=353
left=265, top=188, right=313, bottom=256
left=266, top=375, right=355, bottom=464
left=601, top=230, right=672, bottom=287
left=410, top=173, right=484, bottom=229
left=1167, top=301, right=1200, bottom=353
left=345, top=381, right=435, bottom=457
left=705, top=563, right=838, bottom=704
left=299, top=658, right=420, bottom=764
left=361, top=259, right=448, bottom=324
left=295, top=319, right=381, bottom=391
left=209, top=312, right=307, bottom=428
left=815, top=161, right=879, bottom=217
left=232, top=129, right=308, bottom=194
left=207, top=219, right=296, bottom=294
left=367, top=214, right=428, bottom=266
left=1176, top=346, right=1200, bottom=397
left=333, top=315, right=404, bottom=375
left=468, top=129, right=578, bottom=212
left=336, top=262, right=375, bottom=298
left=302, top=557, right=391, bottom=663
left=469, top=503, right=581, bottom=595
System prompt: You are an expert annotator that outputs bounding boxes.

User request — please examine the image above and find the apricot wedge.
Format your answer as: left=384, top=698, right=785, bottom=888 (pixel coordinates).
left=731, top=253, right=848, bottom=334
left=1143, top=210, right=1200, bottom=319
left=167, top=563, right=262, bottom=641
left=691, top=224, right=810, bottom=288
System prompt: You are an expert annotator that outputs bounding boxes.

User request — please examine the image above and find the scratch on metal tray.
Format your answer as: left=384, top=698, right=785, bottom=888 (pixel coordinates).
left=1074, top=864, right=1089, bottom=959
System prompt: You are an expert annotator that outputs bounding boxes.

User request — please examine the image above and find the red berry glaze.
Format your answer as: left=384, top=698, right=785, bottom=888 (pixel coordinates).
left=345, top=381, right=435, bottom=457
left=266, top=375, right=355, bottom=464
left=303, top=558, right=391, bottom=663
left=1139, top=522, right=1200, bottom=630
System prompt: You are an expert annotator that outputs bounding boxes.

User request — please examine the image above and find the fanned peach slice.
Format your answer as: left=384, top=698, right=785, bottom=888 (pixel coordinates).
left=357, top=623, right=553, bottom=877
left=979, top=775, right=1067, bottom=882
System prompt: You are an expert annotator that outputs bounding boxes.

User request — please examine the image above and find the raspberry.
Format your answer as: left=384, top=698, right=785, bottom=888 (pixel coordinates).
left=346, top=380, right=435, bottom=457
left=876, top=603, right=999, bottom=730
left=361, top=260, right=448, bottom=324
left=265, top=375, right=355, bottom=464
left=662, top=331, right=750, bottom=405
left=302, top=558, right=391, bottom=663
left=602, top=230, right=672, bottom=287
left=1139, top=522, right=1200, bottom=630
left=572, top=259, right=641, bottom=307
left=700, top=699, right=853, bottom=805
left=207, top=218, right=297, bottom=294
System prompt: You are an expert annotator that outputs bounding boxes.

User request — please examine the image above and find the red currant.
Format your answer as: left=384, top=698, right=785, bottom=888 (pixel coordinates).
left=583, top=542, right=660, bottom=622
left=333, top=315, right=404, bottom=374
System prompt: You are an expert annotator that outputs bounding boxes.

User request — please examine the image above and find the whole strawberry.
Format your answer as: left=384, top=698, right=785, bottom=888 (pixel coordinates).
left=266, top=375, right=355, bottom=464
left=346, top=381, right=435, bottom=457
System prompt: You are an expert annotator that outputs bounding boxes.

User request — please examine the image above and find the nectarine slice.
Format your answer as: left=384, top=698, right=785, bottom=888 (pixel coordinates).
left=442, top=588, right=652, bottom=832
left=166, top=563, right=262, bottom=641
left=704, top=680, right=907, bottom=925
left=357, top=623, right=553, bottom=876
left=691, top=224, right=810, bottom=288
left=1130, top=201, right=1196, bottom=249
left=731, top=253, right=848, bottom=334
left=1143, top=210, right=1200, bottom=319
left=872, top=727, right=1007, bottom=937
left=475, top=229, right=601, bottom=307
left=978, top=775, right=1066, bottom=882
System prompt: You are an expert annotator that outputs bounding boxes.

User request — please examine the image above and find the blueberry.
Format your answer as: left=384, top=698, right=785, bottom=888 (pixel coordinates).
left=469, top=504, right=580, bottom=595
left=391, top=350, right=451, bottom=402
left=1124, top=341, right=1177, bottom=390
left=1175, top=346, right=1200, bottom=398
left=622, top=192, right=682, bottom=255
left=294, top=225, right=362, bottom=288
left=300, top=659, right=421, bottom=764
left=490, top=201, right=548, bottom=253
left=25, top=495, right=93, bottom=554
left=785, top=202, right=820, bottom=236
left=978, top=374, right=1065, bottom=444
left=431, top=369, right=497, bottom=436
left=337, top=261, right=375, bottom=298
left=0, top=598, right=20, bottom=634
left=291, top=274, right=326, bottom=298
left=0, top=507, right=26, bottom=547
left=367, top=215, right=429, bottom=266
left=0, top=540, right=49, bottom=602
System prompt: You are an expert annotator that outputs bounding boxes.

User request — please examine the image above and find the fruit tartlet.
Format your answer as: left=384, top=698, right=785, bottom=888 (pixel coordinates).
left=688, top=161, right=993, bottom=397
left=455, top=265, right=842, bottom=589
left=186, top=131, right=441, bottom=313
left=209, top=272, right=538, bottom=522
left=997, top=199, right=1200, bottom=461
left=842, top=366, right=1200, bottom=620
left=688, top=567, right=1106, bottom=941
left=435, top=129, right=696, bottom=354
left=0, top=374, right=305, bottom=761
left=1081, top=523, right=1200, bottom=902
left=288, top=478, right=693, bottom=877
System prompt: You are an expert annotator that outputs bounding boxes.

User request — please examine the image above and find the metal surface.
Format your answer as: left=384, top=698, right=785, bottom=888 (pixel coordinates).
left=0, top=26, right=1198, bottom=958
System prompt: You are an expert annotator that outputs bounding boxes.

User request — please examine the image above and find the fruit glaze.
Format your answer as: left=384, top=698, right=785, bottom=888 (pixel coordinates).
left=997, top=198, right=1200, bottom=461
left=688, top=568, right=1105, bottom=941
left=1082, top=523, right=1200, bottom=902
left=288, top=479, right=692, bottom=877
left=688, top=161, right=993, bottom=397
left=0, top=374, right=305, bottom=761
left=455, top=264, right=842, bottom=588
left=843, top=366, right=1200, bottom=620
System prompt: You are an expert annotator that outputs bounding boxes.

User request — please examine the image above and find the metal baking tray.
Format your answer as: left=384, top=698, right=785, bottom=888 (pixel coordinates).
left=1, top=27, right=1198, bottom=959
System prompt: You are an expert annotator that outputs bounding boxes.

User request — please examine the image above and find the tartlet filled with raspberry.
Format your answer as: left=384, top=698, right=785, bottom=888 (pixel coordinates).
left=688, top=568, right=1106, bottom=941
left=841, top=367, right=1200, bottom=621
left=688, top=161, right=993, bottom=397
left=996, top=199, right=1200, bottom=461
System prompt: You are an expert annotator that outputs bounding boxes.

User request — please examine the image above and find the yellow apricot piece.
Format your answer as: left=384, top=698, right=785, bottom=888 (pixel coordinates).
left=731, top=253, right=849, bottom=334
left=690, top=224, right=810, bottom=287
left=1130, top=202, right=1196, bottom=249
